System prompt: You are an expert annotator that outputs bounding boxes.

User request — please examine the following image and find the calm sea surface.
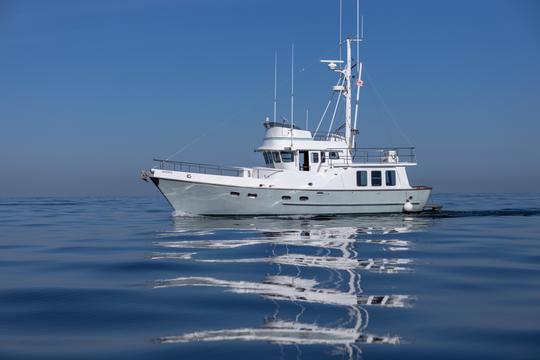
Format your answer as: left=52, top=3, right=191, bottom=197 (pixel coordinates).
left=1, top=193, right=539, bottom=359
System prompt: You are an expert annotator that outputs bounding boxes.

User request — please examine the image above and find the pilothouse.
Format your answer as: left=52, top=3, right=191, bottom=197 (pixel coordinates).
left=142, top=2, right=435, bottom=216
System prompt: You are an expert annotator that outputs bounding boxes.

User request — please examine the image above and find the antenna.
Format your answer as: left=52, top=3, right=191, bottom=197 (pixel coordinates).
left=290, top=43, right=294, bottom=127
left=305, top=108, right=309, bottom=130
left=273, top=51, right=278, bottom=123
left=339, top=0, right=343, bottom=63
left=361, top=15, right=364, bottom=39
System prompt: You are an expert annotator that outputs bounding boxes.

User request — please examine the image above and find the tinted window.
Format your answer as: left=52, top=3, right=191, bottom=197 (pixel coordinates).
left=329, top=151, right=340, bottom=160
left=280, top=151, right=294, bottom=163
left=311, top=152, right=319, bottom=163
left=321, top=152, right=326, bottom=163
left=386, top=170, right=396, bottom=186
left=263, top=152, right=271, bottom=165
left=371, top=171, right=382, bottom=186
left=356, top=171, right=367, bottom=186
left=272, top=152, right=281, bottom=163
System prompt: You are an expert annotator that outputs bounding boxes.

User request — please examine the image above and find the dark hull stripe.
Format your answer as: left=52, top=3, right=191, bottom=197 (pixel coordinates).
left=282, top=202, right=421, bottom=207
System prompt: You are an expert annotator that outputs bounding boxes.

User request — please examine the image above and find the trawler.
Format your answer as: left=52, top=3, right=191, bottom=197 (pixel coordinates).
left=142, top=4, right=435, bottom=216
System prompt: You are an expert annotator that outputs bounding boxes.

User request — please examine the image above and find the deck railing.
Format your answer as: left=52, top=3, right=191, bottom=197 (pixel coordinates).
left=154, top=147, right=416, bottom=177
left=312, top=131, right=345, bottom=141
left=153, top=159, right=243, bottom=177
left=349, top=147, right=416, bottom=164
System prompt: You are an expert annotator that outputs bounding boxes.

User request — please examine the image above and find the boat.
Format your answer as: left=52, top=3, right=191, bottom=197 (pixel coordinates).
left=142, top=2, right=434, bottom=216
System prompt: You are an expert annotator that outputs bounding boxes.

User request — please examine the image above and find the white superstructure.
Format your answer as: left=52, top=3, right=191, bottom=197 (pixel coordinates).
left=142, top=2, right=434, bottom=216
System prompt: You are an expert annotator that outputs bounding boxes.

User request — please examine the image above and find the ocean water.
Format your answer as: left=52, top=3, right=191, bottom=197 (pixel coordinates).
left=1, top=193, right=539, bottom=360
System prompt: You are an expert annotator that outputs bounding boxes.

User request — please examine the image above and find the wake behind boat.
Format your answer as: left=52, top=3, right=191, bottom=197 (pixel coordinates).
left=142, top=2, right=435, bottom=216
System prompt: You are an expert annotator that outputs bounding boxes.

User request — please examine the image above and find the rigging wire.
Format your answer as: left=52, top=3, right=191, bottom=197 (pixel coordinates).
left=363, top=68, right=415, bottom=147
left=314, top=78, right=341, bottom=134
left=164, top=45, right=341, bottom=160
left=327, top=80, right=344, bottom=135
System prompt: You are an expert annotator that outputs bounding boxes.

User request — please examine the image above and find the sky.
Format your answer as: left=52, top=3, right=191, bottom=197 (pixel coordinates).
left=1, top=0, right=539, bottom=196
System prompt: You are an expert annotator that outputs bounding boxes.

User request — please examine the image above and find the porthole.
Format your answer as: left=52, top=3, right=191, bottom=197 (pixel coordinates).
left=299, top=196, right=309, bottom=201
left=248, top=193, right=258, bottom=199
left=282, top=195, right=291, bottom=200
left=230, top=191, right=240, bottom=197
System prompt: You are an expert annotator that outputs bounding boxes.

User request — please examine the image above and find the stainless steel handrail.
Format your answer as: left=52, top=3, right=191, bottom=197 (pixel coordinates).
left=319, top=147, right=416, bottom=164
left=351, top=147, right=416, bottom=163
left=312, top=131, right=345, bottom=141
left=153, top=159, right=242, bottom=177
left=154, top=147, right=416, bottom=177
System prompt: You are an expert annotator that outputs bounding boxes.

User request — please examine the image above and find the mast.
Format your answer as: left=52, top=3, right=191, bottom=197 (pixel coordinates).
left=290, top=43, right=295, bottom=127
left=352, top=0, right=363, bottom=148
left=290, top=43, right=295, bottom=147
left=321, top=1, right=362, bottom=152
left=344, top=39, right=352, bottom=150
left=273, top=51, right=278, bottom=123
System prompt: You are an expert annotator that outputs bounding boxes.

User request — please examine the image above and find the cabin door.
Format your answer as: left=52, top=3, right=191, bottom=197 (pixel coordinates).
left=299, top=151, right=310, bottom=171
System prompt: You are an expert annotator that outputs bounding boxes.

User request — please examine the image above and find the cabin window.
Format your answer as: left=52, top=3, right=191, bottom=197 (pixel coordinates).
left=247, top=193, right=257, bottom=198
left=230, top=191, right=240, bottom=197
left=282, top=195, right=291, bottom=200
left=272, top=152, right=281, bottom=163
left=280, top=151, right=294, bottom=163
left=299, top=196, right=309, bottom=201
left=263, top=152, right=272, bottom=165
left=356, top=171, right=367, bottom=187
left=386, top=170, right=396, bottom=186
left=311, top=152, right=319, bottom=163
left=371, top=171, right=382, bottom=186
left=329, top=151, right=340, bottom=160
left=321, top=151, right=326, bottom=163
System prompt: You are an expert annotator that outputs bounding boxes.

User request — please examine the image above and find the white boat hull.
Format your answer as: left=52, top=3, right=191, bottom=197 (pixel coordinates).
left=151, top=177, right=431, bottom=216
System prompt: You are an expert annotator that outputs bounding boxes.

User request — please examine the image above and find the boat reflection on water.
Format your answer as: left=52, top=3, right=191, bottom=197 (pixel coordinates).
left=152, top=215, right=431, bottom=358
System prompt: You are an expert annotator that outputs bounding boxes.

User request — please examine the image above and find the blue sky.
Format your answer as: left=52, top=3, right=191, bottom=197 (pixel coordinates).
left=1, top=0, right=539, bottom=196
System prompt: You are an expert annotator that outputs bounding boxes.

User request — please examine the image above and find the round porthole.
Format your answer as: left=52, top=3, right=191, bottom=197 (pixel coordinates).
left=186, top=174, right=192, bottom=178
left=308, top=182, right=313, bottom=186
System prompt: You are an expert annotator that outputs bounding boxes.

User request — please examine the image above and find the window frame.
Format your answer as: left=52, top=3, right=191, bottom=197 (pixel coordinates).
left=311, top=152, right=319, bottom=163
left=272, top=152, right=282, bottom=163
left=280, top=151, right=294, bottom=163
left=263, top=152, right=271, bottom=165
left=371, top=170, right=382, bottom=187
left=329, top=151, right=340, bottom=160
left=356, top=170, right=368, bottom=187
left=386, top=170, right=396, bottom=186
